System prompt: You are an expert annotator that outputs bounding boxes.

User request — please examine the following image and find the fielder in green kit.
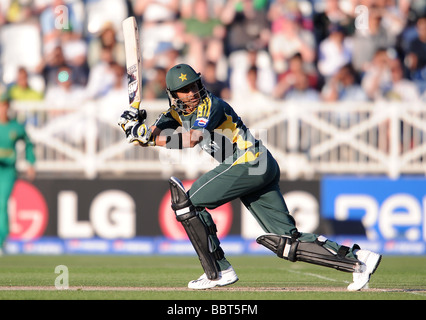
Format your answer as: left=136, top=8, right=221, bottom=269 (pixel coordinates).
left=118, top=64, right=381, bottom=291
left=0, top=92, right=36, bottom=254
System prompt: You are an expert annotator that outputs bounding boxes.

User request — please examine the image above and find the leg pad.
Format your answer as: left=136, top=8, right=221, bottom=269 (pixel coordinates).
left=256, top=233, right=361, bottom=273
left=169, top=177, right=222, bottom=280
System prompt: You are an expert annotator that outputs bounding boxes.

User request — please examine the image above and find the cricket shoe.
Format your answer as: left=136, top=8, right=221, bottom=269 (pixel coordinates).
left=347, top=249, right=382, bottom=291
left=188, top=266, right=239, bottom=289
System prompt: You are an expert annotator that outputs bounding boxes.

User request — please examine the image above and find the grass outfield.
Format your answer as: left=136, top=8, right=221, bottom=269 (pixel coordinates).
left=0, top=255, right=425, bottom=300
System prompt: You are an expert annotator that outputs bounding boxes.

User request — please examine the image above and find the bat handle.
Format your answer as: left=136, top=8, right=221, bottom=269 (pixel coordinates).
left=138, top=109, right=147, bottom=122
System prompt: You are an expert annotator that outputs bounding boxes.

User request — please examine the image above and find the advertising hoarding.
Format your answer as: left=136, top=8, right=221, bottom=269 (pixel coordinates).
left=6, top=176, right=425, bottom=255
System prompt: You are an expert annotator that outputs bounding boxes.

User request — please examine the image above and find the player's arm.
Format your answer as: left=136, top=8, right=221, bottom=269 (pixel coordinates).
left=21, top=125, right=36, bottom=180
left=153, top=127, right=203, bottom=149
left=119, top=108, right=203, bottom=148
left=183, top=129, right=204, bottom=148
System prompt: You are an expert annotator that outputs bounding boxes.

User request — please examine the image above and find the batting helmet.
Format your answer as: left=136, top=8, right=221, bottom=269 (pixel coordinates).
left=165, top=64, right=207, bottom=113
left=166, top=64, right=201, bottom=92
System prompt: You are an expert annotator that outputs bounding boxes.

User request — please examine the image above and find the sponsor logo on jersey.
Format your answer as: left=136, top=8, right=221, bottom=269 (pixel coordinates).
left=194, top=117, right=209, bottom=128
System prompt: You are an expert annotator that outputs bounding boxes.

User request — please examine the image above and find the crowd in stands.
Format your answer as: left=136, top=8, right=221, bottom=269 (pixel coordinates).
left=1, top=0, right=426, bottom=111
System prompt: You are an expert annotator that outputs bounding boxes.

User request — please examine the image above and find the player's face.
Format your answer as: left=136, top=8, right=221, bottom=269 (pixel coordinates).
left=175, top=82, right=201, bottom=113
left=0, top=101, right=9, bottom=122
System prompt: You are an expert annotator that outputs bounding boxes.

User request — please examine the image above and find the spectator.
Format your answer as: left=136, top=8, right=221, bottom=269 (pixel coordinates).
left=2, top=0, right=34, bottom=24
left=268, top=11, right=316, bottom=75
left=202, top=60, right=230, bottom=100
left=44, top=65, right=87, bottom=107
left=378, top=0, right=408, bottom=39
left=59, top=30, right=89, bottom=87
left=362, top=48, right=420, bottom=102
left=286, top=71, right=320, bottom=102
left=361, top=48, right=392, bottom=100
left=0, top=0, right=421, bottom=113
left=132, top=0, right=181, bottom=70
left=351, top=6, right=396, bottom=75
left=85, top=47, right=117, bottom=100
left=232, top=65, right=267, bottom=103
left=268, top=0, right=307, bottom=33
left=36, top=45, right=68, bottom=87
left=229, top=48, right=275, bottom=98
left=39, top=0, right=84, bottom=55
left=221, top=0, right=271, bottom=56
left=405, top=15, right=426, bottom=92
left=7, top=67, right=44, bottom=101
left=155, top=46, right=185, bottom=73
left=0, top=2, right=6, bottom=26
left=317, top=23, right=353, bottom=79
left=97, top=61, right=128, bottom=124
left=245, top=65, right=268, bottom=102
left=142, top=66, right=169, bottom=100
left=321, top=63, right=368, bottom=102
left=87, top=21, right=126, bottom=69
left=44, top=65, right=87, bottom=145
left=382, top=57, right=420, bottom=102
left=105, top=61, right=127, bottom=98
left=276, top=52, right=318, bottom=92
left=133, top=0, right=180, bottom=24
left=180, top=0, right=226, bottom=74
left=313, top=0, right=355, bottom=43
left=395, top=0, right=424, bottom=55
left=274, top=68, right=320, bottom=102
left=38, top=0, right=89, bottom=87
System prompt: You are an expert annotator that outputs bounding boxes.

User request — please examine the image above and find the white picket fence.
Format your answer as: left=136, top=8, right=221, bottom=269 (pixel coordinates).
left=12, top=99, right=426, bottom=180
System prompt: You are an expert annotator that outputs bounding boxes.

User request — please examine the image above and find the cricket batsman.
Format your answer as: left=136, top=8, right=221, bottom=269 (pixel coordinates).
left=118, top=63, right=381, bottom=290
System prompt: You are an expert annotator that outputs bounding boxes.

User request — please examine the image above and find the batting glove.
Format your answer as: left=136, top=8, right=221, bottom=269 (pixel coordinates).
left=124, top=120, right=154, bottom=146
left=118, top=108, right=147, bottom=132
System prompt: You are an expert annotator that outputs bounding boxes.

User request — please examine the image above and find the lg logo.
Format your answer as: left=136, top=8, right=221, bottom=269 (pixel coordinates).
left=57, top=190, right=136, bottom=239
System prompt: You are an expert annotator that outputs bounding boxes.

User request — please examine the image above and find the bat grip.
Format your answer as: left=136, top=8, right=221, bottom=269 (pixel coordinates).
left=138, top=109, right=147, bottom=122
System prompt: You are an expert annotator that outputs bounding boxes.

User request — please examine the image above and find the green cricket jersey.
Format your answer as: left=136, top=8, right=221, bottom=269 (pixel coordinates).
left=153, top=93, right=262, bottom=164
left=0, top=119, right=35, bottom=167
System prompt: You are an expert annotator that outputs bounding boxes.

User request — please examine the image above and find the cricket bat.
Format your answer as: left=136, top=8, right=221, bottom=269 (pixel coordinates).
left=122, top=16, right=142, bottom=113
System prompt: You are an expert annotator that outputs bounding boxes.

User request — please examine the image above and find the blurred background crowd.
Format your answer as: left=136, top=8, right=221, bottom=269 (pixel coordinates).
left=0, top=0, right=426, bottom=109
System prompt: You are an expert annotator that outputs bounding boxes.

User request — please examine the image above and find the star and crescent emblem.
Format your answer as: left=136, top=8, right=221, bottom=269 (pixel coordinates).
left=179, top=73, right=187, bottom=82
